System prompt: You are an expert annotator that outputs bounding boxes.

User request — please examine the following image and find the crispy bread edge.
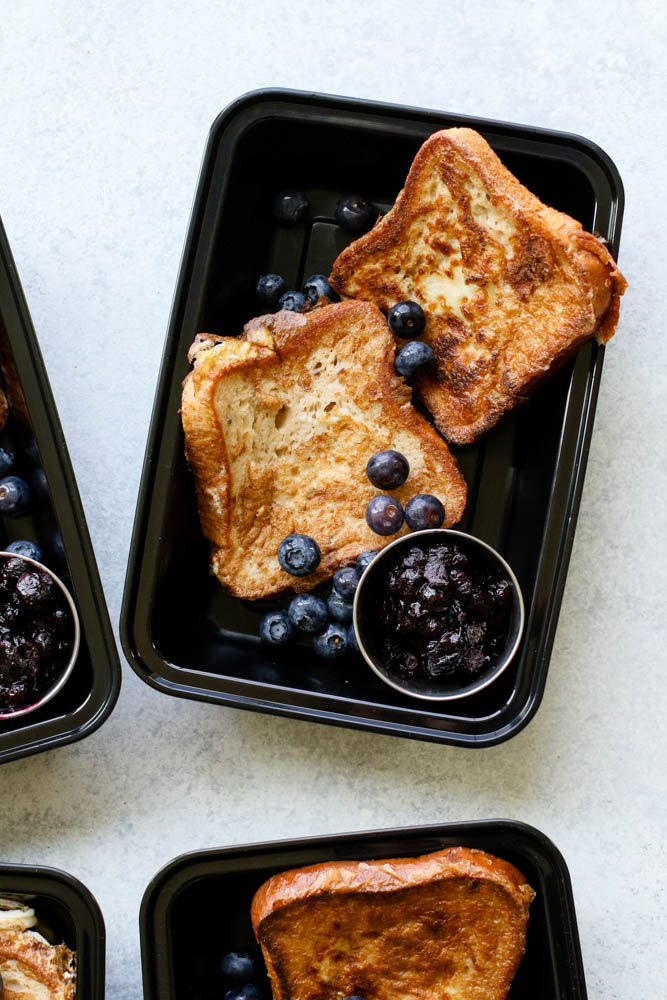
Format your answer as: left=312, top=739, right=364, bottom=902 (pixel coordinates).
left=0, top=931, right=76, bottom=998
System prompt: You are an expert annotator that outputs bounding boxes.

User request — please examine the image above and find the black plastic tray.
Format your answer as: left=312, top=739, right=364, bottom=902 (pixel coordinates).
left=140, top=820, right=587, bottom=1000
left=121, top=88, right=624, bottom=746
left=0, top=216, right=121, bottom=762
left=0, top=861, right=105, bottom=998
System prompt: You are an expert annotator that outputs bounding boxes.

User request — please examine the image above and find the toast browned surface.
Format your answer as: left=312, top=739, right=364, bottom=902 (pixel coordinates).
left=0, top=900, right=75, bottom=999
left=330, top=127, right=627, bottom=444
left=182, top=301, right=467, bottom=599
left=251, top=846, right=535, bottom=1000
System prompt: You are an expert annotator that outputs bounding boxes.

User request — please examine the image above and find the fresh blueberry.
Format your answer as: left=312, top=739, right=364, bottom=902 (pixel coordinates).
left=303, top=274, right=339, bottom=305
left=356, top=550, right=379, bottom=575
left=346, top=624, right=361, bottom=654
left=256, top=273, right=287, bottom=308
left=387, top=300, right=426, bottom=339
left=333, top=567, right=359, bottom=601
left=225, top=986, right=261, bottom=1000
left=334, top=194, right=377, bottom=234
left=278, top=291, right=307, bottom=313
left=395, top=340, right=435, bottom=378
left=0, top=448, right=14, bottom=477
left=366, top=450, right=409, bottom=490
left=259, top=610, right=294, bottom=646
left=288, top=593, right=328, bottom=633
left=273, top=188, right=309, bottom=225
left=5, top=540, right=43, bottom=562
left=278, top=534, right=321, bottom=576
left=313, top=622, right=348, bottom=658
left=405, top=494, right=446, bottom=530
left=365, top=495, right=404, bottom=535
left=221, top=951, right=257, bottom=985
left=0, top=476, right=30, bottom=516
left=327, top=589, right=353, bottom=623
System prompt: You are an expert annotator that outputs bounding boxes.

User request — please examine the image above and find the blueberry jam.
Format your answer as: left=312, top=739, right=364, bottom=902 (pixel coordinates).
left=372, top=542, right=513, bottom=684
left=0, top=557, right=74, bottom=713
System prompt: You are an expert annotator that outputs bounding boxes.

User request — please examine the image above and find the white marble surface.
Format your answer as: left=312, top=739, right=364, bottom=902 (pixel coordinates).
left=0, top=2, right=665, bottom=997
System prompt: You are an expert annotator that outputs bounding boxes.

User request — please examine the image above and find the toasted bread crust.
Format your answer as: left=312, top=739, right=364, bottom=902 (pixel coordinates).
left=252, top=847, right=534, bottom=1000
left=182, top=301, right=467, bottom=599
left=0, top=930, right=75, bottom=999
left=330, top=127, right=626, bottom=444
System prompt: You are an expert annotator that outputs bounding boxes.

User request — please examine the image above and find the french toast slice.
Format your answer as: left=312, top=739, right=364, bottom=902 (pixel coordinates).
left=0, top=899, right=75, bottom=999
left=330, top=127, right=627, bottom=444
left=181, top=301, right=467, bottom=600
left=251, top=846, right=535, bottom=1000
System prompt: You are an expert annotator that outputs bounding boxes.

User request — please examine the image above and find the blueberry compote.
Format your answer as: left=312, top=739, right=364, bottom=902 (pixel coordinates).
left=0, top=557, right=74, bottom=713
left=374, top=542, right=513, bottom=684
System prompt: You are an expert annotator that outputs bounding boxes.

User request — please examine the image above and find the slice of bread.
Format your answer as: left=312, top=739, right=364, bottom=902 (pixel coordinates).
left=182, top=301, right=467, bottom=600
left=0, top=900, right=75, bottom=999
left=330, top=127, right=627, bottom=444
left=251, top=846, right=535, bottom=1000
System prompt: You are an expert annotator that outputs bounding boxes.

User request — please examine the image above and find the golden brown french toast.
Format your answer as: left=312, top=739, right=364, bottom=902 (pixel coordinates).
left=330, top=127, right=627, bottom=444
left=251, top=846, right=535, bottom=1000
left=0, top=899, right=75, bottom=999
left=181, top=301, right=467, bottom=599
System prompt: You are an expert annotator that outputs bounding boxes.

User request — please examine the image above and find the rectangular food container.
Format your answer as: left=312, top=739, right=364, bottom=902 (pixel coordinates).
left=0, top=862, right=105, bottom=999
left=0, top=216, right=121, bottom=762
left=140, top=820, right=587, bottom=999
left=121, top=88, right=624, bottom=746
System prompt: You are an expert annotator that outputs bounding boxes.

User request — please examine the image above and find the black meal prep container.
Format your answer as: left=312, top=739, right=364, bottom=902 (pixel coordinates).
left=0, top=861, right=105, bottom=998
left=140, top=820, right=587, bottom=999
left=0, top=217, right=120, bottom=762
left=121, top=89, right=624, bottom=746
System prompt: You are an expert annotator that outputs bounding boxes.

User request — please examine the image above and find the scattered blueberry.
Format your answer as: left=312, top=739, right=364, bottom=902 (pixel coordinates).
left=334, top=194, right=377, bottom=234
left=5, top=540, right=43, bottom=562
left=327, top=589, right=354, bottom=623
left=395, top=340, right=435, bottom=378
left=278, top=291, right=307, bottom=313
left=365, top=495, right=404, bottom=535
left=273, top=188, right=309, bottom=225
left=0, top=448, right=14, bottom=477
left=0, top=476, right=30, bottom=516
left=366, top=450, right=409, bottom=490
left=346, top=624, right=361, bottom=653
left=332, top=567, right=359, bottom=601
left=288, top=593, right=328, bottom=633
left=387, top=300, right=426, bottom=339
left=405, top=494, right=446, bottom=530
left=303, top=274, right=338, bottom=305
left=313, top=622, right=348, bottom=658
left=278, top=534, right=321, bottom=576
left=256, top=273, right=287, bottom=308
left=225, top=986, right=261, bottom=1000
left=259, top=610, right=294, bottom=646
left=356, top=550, right=379, bottom=575
left=221, top=951, right=257, bottom=985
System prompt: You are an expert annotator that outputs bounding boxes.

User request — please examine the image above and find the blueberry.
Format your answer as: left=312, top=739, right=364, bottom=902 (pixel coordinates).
left=303, top=274, right=338, bottom=305
left=259, top=610, right=294, bottom=646
left=277, top=534, right=321, bottom=576
left=256, top=273, right=287, bottom=308
left=387, top=301, right=426, bottom=339
left=327, top=589, right=353, bottom=623
left=313, top=622, right=348, bottom=658
left=404, top=494, right=445, bottom=530
left=278, top=291, right=307, bottom=313
left=15, top=570, right=53, bottom=609
left=287, top=594, right=328, bottom=633
left=225, top=986, right=261, bottom=1000
left=221, top=951, right=257, bottom=985
left=0, top=476, right=30, bottom=516
left=273, top=188, right=309, bottom=225
left=334, top=194, right=377, bottom=234
left=5, top=540, right=43, bottom=563
left=365, top=495, right=404, bottom=535
left=0, top=448, right=14, bottom=477
left=366, top=450, right=409, bottom=490
left=356, top=550, right=379, bottom=576
left=395, top=340, right=435, bottom=378
left=346, top=624, right=361, bottom=654
left=332, top=567, right=359, bottom=601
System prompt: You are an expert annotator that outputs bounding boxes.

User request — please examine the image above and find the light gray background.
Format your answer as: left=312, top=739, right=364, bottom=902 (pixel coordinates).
left=0, top=2, right=665, bottom=997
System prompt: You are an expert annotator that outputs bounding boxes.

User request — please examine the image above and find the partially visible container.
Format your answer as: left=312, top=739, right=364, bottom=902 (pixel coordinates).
left=0, top=862, right=105, bottom=1000
left=140, top=820, right=587, bottom=999
left=0, top=215, right=121, bottom=762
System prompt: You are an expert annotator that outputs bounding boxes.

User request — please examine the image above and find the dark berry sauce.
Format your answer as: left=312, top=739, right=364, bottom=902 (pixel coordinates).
left=0, top=557, right=74, bottom=714
left=373, top=542, right=513, bottom=684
